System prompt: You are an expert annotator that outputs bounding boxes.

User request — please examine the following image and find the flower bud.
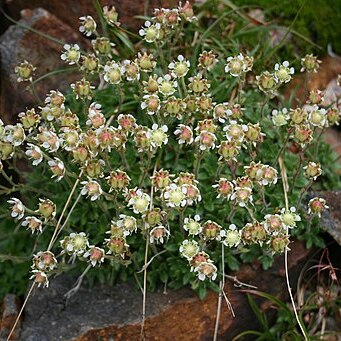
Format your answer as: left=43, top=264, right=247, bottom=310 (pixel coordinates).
left=137, top=53, right=155, bottom=72
left=19, top=109, right=40, bottom=129
left=106, top=169, right=130, bottom=191
left=289, top=108, right=307, bottom=125
left=256, top=71, right=277, bottom=93
left=151, top=169, right=172, bottom=190
left=150, top=225, right=170, bottom=244
left=81, top=54, right=100, bottom=73
left=198, top=50, right=217, bottom=71
left=92, top=37, right=113, bottom=55
left=38, top=198, right=56, bottom=220
left=15, top=60, right=36, bottom=82
left=326, top=108, right=340, bottom=126
left=213, top=178, right=234, bottom=199
left=241, top=221, right=266, bottom=245
left=103, top=5, right=119, bottom=25
left=308, top=197, right=328, bottom=217
left=202, top=220, right=222, bottom=240
left=143, top=208, right=163, bottom=226
left=270, top=235, right=290, bottom=253
left=0, top=141, right=14, bottom=160
left=300, top=54, right=321, bottom=73
left=106, top=237, right=128, bottom=256
left=304, top=162, right=322, bottom=180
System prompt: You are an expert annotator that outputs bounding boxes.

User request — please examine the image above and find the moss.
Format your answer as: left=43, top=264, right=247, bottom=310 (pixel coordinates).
left=234, top=0, right=341, bottom=54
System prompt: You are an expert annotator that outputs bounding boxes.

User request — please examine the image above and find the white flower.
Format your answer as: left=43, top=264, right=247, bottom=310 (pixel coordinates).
left=8, top=198, right=25, bottom=219
left=174, top=124, right=193, bottom=144
left=38, top=129, right=60, bottom=152
left=60, top=127, right=79, bottom=151
left=274, top=61, right=294, bottom=83
left=21, top=216, right=43, bottom=234
left=281, top=207, right=301, bottom=228
left=86, top=102, right=105, bottom=128
left=60, top=44, right=80, bottom=65
left=149, top=225, right=170, bottom=244
left=30, top=270, right=49, bottom=288
left=194, top=262, right=217, bottom=281
left=141, top=94, right=161, bottom=115
left=32, top=251, right=57, bottom=272
left=139, top=21, right=161, bottom=43
left=231, top=186, right=253, bottom=207
left=148, top=124, right=168, bottom=149
left=168, top=55, right=190, bottom=78
left=307, top=105, right=327, bottom=128
left=103, top=61, right=125, bottom=84
left=272, top=108, right=289, bottom=126
left=83, top=246, right=105, bottom=266
left=60, top=232, right=89, bottom=256
left=179, top=239, right=199, bottom=260
left=157, top=74, right=177, bottom=96
left=183, top=215, right=202, bottom=235
left=79, top=15, right=97, bottom=36
left=4, top=124, right=26, bottom=146
left=194, top=130, right=217, bottom=151
left=223, top=121, right=248, bottom=144
left=81, top=180, right=102, bottom=201
left=48, top=158, right=65, bottom=181
left=127, top=189, right=150, bottom=214
left=163, top=183, right=187, bottom=208
left=223, top=224, right=241, bottom=247
left=123, top=59, right=140, bottom=81
left=118, top=214, right=138, bottom=236
left=225, top=53, right=253, bottom=77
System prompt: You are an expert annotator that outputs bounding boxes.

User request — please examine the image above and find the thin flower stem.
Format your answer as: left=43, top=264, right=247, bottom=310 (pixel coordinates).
left=7, top=282, right=36, bottom=341
left=181, top=77, right=188, bottom=98
left=314, top=128, right=324, bottom=161
left=224, top=274, right=257, bottom=289
left=139, top=152, right=152, bottom=186
left=136, top=250, right=167, bottom=274
left=140, top=162, right=158, bottom=340
left=140, top=229, right=149, bottom=341
left=274, top=129, right=291, bottom=166
left=290, top=150, right=304, bottom=195
left=120, top=151, right=130, bottom=171
left=64, top=264, right=92, bottom=302
left=259, top=97, right=269, bottom=121
left=297, top=179, right=313, bottom=208
left=213, top=244, right=225, bottom=341
left=279, top=157, right=308, bottom=341
left=29, top=80, right=43, bottom=106
left=54, top=191, right=82, bottom=243
left=47, top=170, right=83, bottom=251
left=1, top=169, right=17, bottom=187
left=194, top=152, right=203, bottom=178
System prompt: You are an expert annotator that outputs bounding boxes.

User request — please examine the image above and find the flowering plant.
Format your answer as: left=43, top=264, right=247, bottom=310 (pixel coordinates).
left=1, top=1, right=340, bottom=339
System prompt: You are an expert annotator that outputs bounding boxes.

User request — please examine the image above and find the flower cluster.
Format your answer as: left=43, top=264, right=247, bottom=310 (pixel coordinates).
left=2, top=2, right=336, bottom=294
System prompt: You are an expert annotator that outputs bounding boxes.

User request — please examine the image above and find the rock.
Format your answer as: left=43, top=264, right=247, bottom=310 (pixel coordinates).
left=312, top=191, right=341, bottom=245
left=18, top=240, right=311, bottom=341
left=0, top=294, right=21, bottom=341
left=3, top=0, right=187, bottom=33
left=0, top=8, right=83, bottom=123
